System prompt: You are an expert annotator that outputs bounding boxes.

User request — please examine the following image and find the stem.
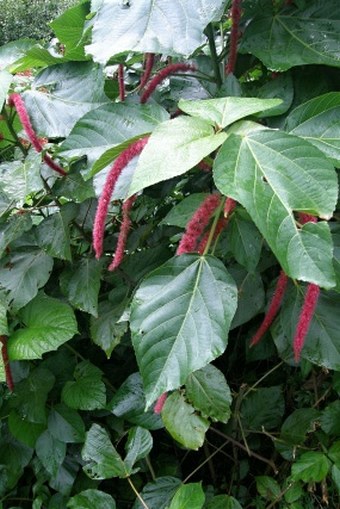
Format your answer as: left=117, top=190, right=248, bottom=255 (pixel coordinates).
left=118, top=64, right=126, bottom=101
left=127, top=477, right=150, bottom=509
left=1, top=108, right=27, bottom=156
left=243, top=361, right=284, bottom=399
left=183, top=438, right=230, bottom=484
left=202, top=199, right=225, bottom=255
left=145, top=455, right=156, bottom=481
left=205, top=23, right=222, bottom=88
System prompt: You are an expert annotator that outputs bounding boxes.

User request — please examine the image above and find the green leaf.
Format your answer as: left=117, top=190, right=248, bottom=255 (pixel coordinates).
left=213, top=130, right=337, bottom=289
left=130, top=254, right=237, bottom=408
left=280, top=408, right=320, bottom=445
left=50, top=2, right=91, bottom=61
left=249, top=72, right=294, bottom=117
left=0, top=249, right=54, bottom=312
left=132, top=477, right=181, bottom=509
left=320, top=401, right=340, bottom=436
left=178, top=97, right=282, bottom=128
left=256, top=476, right=281, bottom=501
left=82, top=424, right=127, bottom=479
left=168, top=483, right=205, bottom=509
left=8, top=411, right=46, bottom=448
left=7, top=46, right=64, bottom=74
left=240, top=386, right=285, bottom=431
left=272, top=285, right=340, bottom=370
left=53, top=169, right=96, bottom=203
left=23, top=62, right=109, bottom=138
left=60, top=258, right=102, bottom=316
left=48, top=404, right=85, bottom=444
left=240, top=2, right=340, bottom=71
left=124, top=427, right=153, bottom=472
left=160, top=194, right=209, bottom=228
left=129, top=117, right=227, bottom=197
left=285, top=92, right=340, bottom=166
left=0, top=430, right=33, bottom=490
left=86, top=0, right=225, bottom=63
left=291, top=452, right=331, bottom=483
left=329, top=441, right=340, bottom=467
left=67, top=489, right=116, bottom=509
left=185, top=364, right=232, bottom=423
left=0, top=38, right=37, bottom=70
left=0, top=297, right=8, bottom=383
left=226, top=209, right=263, bottom=272
left=0, top=70, right=12, bottom=110
left=205, top=495, right=243, bottom=509
left=36, top=212, right=72, bottom=261
left=8, top=293, right=78, bottom=360
left=61, top=361, right=106, bottom=411
left=35, top=431, right=66, bottom=477
left=331, top=465, right=340, bottom=493
left=162, top=391, right=209, bottom=450
left=58, top=103, right=169, bottom=174
left=0, top=214, right=32, bottom=257
left=229, top=267, right=265, bottom=330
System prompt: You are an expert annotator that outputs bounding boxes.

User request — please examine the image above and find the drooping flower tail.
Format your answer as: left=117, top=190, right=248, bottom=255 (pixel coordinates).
left=108, top=195, right=136, bottom=271
left=224, top=197, right=237, bottom=217
left=118, top=64, right=125, bottom=101
left=140, top=63, right=197, bottom=104
left=0, top=335, right=14, bottom=392
left=92, top=137, right=149, bottom=259
left=154, top=392, right=167, bottom=414
left=293, top=284, right=320, bottom=363
left=250, top=270, right=289, bottom=346
left=139, top=53, right=155, bottom=90
left=176, top=193, right=221, bottom=255
left=225, top=0, right=242, bottom=75
left=8, top=93, right=66, bottom=176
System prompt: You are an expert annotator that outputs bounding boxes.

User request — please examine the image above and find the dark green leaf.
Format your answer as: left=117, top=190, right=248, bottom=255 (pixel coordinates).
left=320, top=401, right=340, bottom=436
left=124, top=427, right=153, bottom=472
left=48, top=404, right=85, bottom=444
left=35, top=431, right=66, bottom=477
left=328, top=441, right=340, bottom=468
left=8, top=410, right=46, bottom=448
left=162, top=391, right=209, bottom=450
left=130, top=255, right=237, bottom=407
left=8, top=293, right=78, bottom=360
left=226, top=209, right=263, bottom=272
left=132, top=477, right=181, bottom=509
left=61, top=361, right=106, bottom=411
left=205, top=495, right=243, bottom=509
left=291, top=452, right=331, bottom=483
left=214, top=130, right=337, bottom=288
left=0, top=214, right=32, bottom=257
left=0, top=431, right=33, bottom=490
left=168, top=483, right=205, bottom=509
left=0, top=155, right=45, bottom=207
left=36, top=212, right=72, bottom=261
left=280, top=408, right=320, bottom=445
left=67, top=489, right=116, bottom=509
left=229, top=267, right=265, bottom=330
left=160, top=194, right=209, bottom=228
left=186, top=364, right=232, bottom=423
left=256, top=476, right=281, bottom=501
left=240, top=386, right=285, bottom=431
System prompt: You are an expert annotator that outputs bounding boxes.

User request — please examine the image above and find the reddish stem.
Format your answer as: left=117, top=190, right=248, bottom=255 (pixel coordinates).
left=92, top=137, right=149, bottom=259
left=293, top=284, right=320, bottom=363
left=0, top=335, right=14, bottom=392
left=250, top=270, right=289, bottom=346
left=139, top=53, right=155, bottom=90
left=108, top=195, right=136, bottom=271
left=154, top=393, right=167, bottom=414
left=225, top=0, right=242, bottom=75
left=118, top=64, right=125, bottom=101
left=176, top=194, right=221, bottom=255
left=140, top=63, right=197, bottom=104
left=8, top=93, right=66, bottom=176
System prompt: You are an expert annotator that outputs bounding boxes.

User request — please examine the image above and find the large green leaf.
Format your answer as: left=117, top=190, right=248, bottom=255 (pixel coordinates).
left=0, top=249, right=54, bottom=311
left=272, top=285, right=340, bottom=371
left=226, top=209, right=263, bottom=272
left=178, top=97, right=282, bottom=128
left=0, top=70, right=12, bottom=110
left=285, top=92, right=340, bottom=166
left=130, top=254, right=237, bottom=407
left=168, top=483, right=205, bottom=509
left=61, top=361, right=106, bottom=411
left=58, top=103, right=169, bottom=174
left=124, top=427, right=153, bottom=472
left=162, top=391, right=209, bottom=450
left=129, top=117, right=227, bottom=197
left=86, top=0, right=225, bottom=63
left=82, top=424, right=127, bottom=479
left=23, top=62, right=109, bottom=138
left=35, top=431, right=66, bottom=477
left=8, top=293, right=78, bottom=360
left=48, top=404, right=85, bottom=444
left=132, top=477, right=181, bottom=509
left=0, top=214, right=33, bottom=257
left=185, top=364, right=232, bottom=423
left=240, top=1, right=340, bottom=71
left=240, top=387, right=285, bottom=431
left=67, top=489, right=116, bottom=509
left=213, top=130, right=337, bottom=288
left=36, top=212, right=72, bottom=261
left=0, top=38, right=37, bottom=70
left=291, top=452, right=331, bottom=483
left=8, top=411, right=46, bottom=448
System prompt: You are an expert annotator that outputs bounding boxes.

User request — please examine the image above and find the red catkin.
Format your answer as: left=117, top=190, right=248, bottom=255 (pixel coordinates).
left=118, top=64, right=125, bottom=102
left=176, top=194, right=221, bottom=255
left=139, top=53, right=155, bottom=91
left=0, top=335, right=14, bottom=392
left=92, top=137, right=149, bottom=259
left=298, top=212, right=317, bottom=225
left=197, top=161, right=212, bottom=172
left=108, top=195, right=136, bottom=271
left=293, top=284, right=320, bottom=363
left=8, top=93, right=66, bottom=176
left=225, top=0, right=242, bottom=75
left=250, top=270, right=289, bottom=347
left=224, top=197, right=237, bottom=217
left=140, top=63, right=197, bottom=104
left=154, top=393, right=167, bottom=414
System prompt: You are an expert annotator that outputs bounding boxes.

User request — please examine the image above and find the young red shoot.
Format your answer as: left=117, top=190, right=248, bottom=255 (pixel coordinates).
left=118, top=64, right=125, bottom=101
left=140, top=63, right=197, bottom=104
left=108, top=195, right=136, bottom=271
left=93, top=137, right=149, bottom=260
left=139, top=53, right=155, bottom=91
left=154, top=393, right=167, bottom=414
left=8, top=93, right=66, bottom=176
left=0, top=335, right=14, bottom=392
left=293, top=283, right=320, bottom=363
left=225, top=0, right=242, bottom=75
left=176, top=193, right=221, bottom=255
left=250, top=270, right=289, bottom=346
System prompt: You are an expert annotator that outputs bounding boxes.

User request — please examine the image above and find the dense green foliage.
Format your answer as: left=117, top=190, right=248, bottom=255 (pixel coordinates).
left=0, top=0, right=77, bottom=46
left=0, top=0, right=339, bottom=508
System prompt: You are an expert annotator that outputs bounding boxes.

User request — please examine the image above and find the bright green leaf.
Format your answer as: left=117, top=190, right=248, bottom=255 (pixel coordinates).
left=67, top=489, right=116, bottom=509
left=291, top=452, right=331, bottom=483
left=168, top=483, right=205, bottom=509
left=256, top=476, right=281, bottom=501
left=130, top=254, right=237, bottom=408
